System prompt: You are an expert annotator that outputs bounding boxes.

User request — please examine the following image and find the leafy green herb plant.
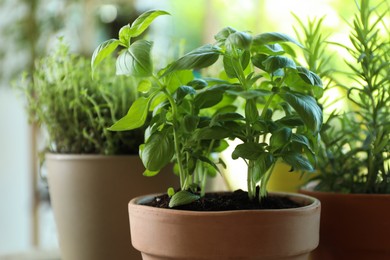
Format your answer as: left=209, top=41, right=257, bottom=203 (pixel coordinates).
left=21, top=41, right=143, bottom=155
left=298, top=0, right=390, bottom=193
left=92, top=10, right=323, bottom=206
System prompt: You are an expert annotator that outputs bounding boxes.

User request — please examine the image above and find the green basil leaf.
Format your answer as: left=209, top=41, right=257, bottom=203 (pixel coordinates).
left=137, top=79, right=152, bottom=93
left=91, top=39, right=120, bottom=73
left=116, top=40, right=153, bottom=77
left=215, top=26, right=237, bottom=43
left=245, top=99, right=259, bottom=124
left=252, top=152, right=275, bottom=183
left=282, top=152, right=314, bottom=172
left=108, top=96, right=151, bottom=131
left=128, top=10, right=170, bottom=38
left=252, top=32, right=303, bottom=48
left=262, top=55, right=296, bottom=73
left=232, top=142, right=267, bottom=160
left=169, top=190, right=200, bottom=208
left=270, top=127, right=292, bottom=148
left=141, top=129, right=174, bottom=171
left=210, top=112, right=244, bottom=126
left=164, top=44, right=221, bottom=75
left=281, top=92, right=323, bottom=133
left=164, top=70, right=194, bottom=93
left=175, top=85, right=196, bottom=104
left=183, top=115, right=199, bottom=133
left=143, top=169, right=160, bottom=177
left=226, top=31, right=253, bottom=50
left=193, top=126, right=231, bottom=140
left=119, top=25, right=131, bottom=47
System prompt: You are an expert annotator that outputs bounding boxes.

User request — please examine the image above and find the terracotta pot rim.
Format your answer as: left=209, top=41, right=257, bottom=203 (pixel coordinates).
left=129, top=191, right=320, bottom=216
left=45, top=153, right=138, bottom=160
left=300, top=188, right=390, bottom=198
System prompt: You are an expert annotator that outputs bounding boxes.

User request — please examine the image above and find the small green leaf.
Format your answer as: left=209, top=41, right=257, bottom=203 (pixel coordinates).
left=194, top=89, right=223, bottom=109
left=282, top=152, right=314, bottom=172
left=164, top=44, right=221, bottom=75
left=252, top=153, right=275, bottom=183
left=183, top=115, right=199, bottom=133
left=256, top=44, right=285, bottom=55
left=175, top=85, right=196, bottom=103
left=91, top=39, right=120, bottom=72
left=138, top=79, right=152, bottom=93
left=232, top=142, right=267, bottom=160
left=143, top=169, right=160, bottom=177
left=116, top=40, right=153, bottom=77
left=252, top=32, right=303, bottom=48
left=193, top=126, right=231, bottom=140
left=141, top=129, right=174, bottom=171
left=281, top=92, right=323, bottom=133
left=210, top=112, right=244, bottom=126
left=187, top=79, right=208, bottom=90
left=262, top=55, right=296, bottom=73
left=226, top=31, right=253, bottom=50
left=128, top=10, right=170, bottom=38
left=276, top=115, right=304, bottom=127
left=169, top=190, right=200, bottom=208
left=119, top=25, right=131, bottom=47
left=245, top=99, right=259, bottom=123
left=108, top=96, right=151, bottom=131
left=215, top=26, right=237, bottom=43
left=164, top=70, right=194, bottom=93
left=167, top=187, right=175, bottom=197
left=291, top=134, right=314, bottom=153
left=270, top=127, right=292, bottom=148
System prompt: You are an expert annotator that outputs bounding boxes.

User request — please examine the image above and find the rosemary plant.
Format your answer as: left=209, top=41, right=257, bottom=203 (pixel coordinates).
left=298, top=0, right=390, bottom=193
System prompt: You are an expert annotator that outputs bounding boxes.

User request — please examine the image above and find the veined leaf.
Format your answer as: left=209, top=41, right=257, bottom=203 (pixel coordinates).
left=252, top=152, right=275, bottom=183
left=232, top=142, right=267, bottom=160
left=128, top=10, right=170, bottom=38
left=163, top=44, right=221, bottom=76
left=169, top=190, right=200, bottom=208
left=282, top=152, right=314, bottom=172
left=270, top=127, right=292, bottom=148
left=91, top=39, right=120, bottom=73
left=141, top=128, right=174, bottom=171
left=108, top=96, right=151, bottom=131
left=281, top=92, right=322, bottom=133
left=226, top=31, right=253, bottom=50
left=116, top=40, right=153, bottom=77
left=252, top=32, right=303, bottom=48
left=263, top=56, right=296, bottom=73
left=119, top=25, right=131, bottom=47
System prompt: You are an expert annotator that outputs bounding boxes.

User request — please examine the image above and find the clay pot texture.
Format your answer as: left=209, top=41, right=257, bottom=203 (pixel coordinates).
left=129, top=192, right=321, bottom=260
left=301, top=190, right=390, bottom=260
left=46, top=154, right=178, bottom=260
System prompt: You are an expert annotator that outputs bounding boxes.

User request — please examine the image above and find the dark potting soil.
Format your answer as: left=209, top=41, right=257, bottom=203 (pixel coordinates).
left=143, top=189, right=301, bottom=211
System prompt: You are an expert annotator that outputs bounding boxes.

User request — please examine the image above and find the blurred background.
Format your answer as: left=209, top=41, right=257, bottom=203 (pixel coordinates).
left=0, top=0, right=376, bottom=257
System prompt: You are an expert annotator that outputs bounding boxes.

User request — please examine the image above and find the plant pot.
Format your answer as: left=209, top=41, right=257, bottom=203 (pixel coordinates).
left=300, top=190, right=390, bottom=260
left=46, top=153, right=178, bottom=260
left=128, top=192, right=320, bottom=260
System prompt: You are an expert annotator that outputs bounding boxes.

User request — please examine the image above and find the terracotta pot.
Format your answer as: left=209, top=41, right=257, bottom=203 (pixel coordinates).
left=300, top=190, right=390, bottom=260
left=46, top=153, right=178, bottom=260
left=129, top=192, right=321, bottom=260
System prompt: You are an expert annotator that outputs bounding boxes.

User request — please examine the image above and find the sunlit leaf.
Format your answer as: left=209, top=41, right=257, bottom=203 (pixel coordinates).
left=116, top=40, right=153, bottom=77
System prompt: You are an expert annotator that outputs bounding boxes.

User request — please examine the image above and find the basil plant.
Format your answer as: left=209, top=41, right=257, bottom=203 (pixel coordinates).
left=92, top=10, right=323, bottom=205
